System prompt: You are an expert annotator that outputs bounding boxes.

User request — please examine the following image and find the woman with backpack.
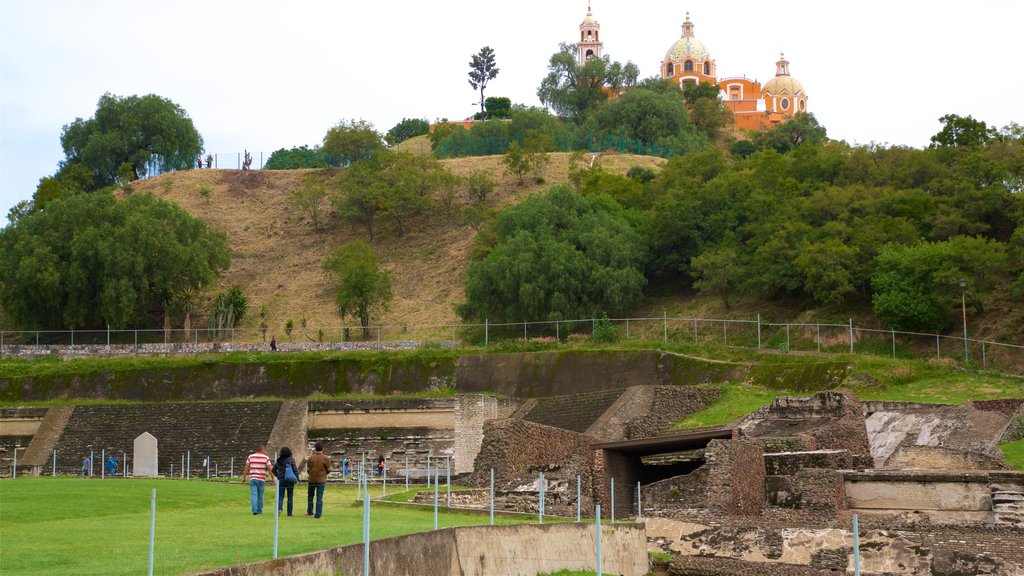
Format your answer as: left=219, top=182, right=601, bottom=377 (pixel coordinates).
left=272, top=447, right=300, bottom=517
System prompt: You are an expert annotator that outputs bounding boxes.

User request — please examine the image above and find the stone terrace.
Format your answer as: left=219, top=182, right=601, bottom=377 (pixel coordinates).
left=522, top=389, right=626, bottom=433
left=52, top=402, right=281, bottom=476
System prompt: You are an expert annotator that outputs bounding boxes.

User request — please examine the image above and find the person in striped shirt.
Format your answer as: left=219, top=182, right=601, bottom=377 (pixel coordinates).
left=242, top=445, right=273, bottom=515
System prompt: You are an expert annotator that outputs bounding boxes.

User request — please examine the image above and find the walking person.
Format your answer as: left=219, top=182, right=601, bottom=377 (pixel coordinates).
left=305, top=443, right=332, bottom=518
left=273, top=447, right=299, bottom=517
left=342, top=456, right=349, bottom=480
left=82, top=455, right=91, bottom=477
left=242, top=445, right=273, bottom=515
left=106, top=455, right=118, bottom=477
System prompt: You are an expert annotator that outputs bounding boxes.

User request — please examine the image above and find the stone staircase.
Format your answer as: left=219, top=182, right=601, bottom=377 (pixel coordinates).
left=51, top=402, right=281, bottom=477
left=522, top=389, right=626, bottom=433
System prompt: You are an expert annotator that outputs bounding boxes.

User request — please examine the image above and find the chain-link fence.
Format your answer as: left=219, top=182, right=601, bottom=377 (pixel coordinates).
left=2, top=315, right=1021, bottom=374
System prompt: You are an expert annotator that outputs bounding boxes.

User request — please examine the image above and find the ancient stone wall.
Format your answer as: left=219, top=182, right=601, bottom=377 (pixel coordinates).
left=52, top=402, right=281, bottom=476
left=522, top=389, right=625, bottom=432
left=453, top=394, right=520, bottom=475
left=623, top=386, right=722, bottom=439
left=705, top=438, right=765, bottom=516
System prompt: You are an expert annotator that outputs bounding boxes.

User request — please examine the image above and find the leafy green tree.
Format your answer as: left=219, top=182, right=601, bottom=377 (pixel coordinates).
left=794, top=238, right=859, bottom=305
left=503, top=142, right=531, bottom=185
left=592, top=87, right=694, bottom=145
left=291, top=177, right=329, bottom=230
left=689, top=95, right=734, bottom=139
left=459, top=186, right=645, bottom=323
left=690, top=235, right=744, bottom=309
left=0, top=191, right=228, bottom=329
left=930, top=114, right=995, bottom=148
left=264, top=145, right=328, bottom=169
left=323, top=241, right=393, bottom=338
left=322, top=119, right=385, bottom=167
left=871, top=237, right=1008, bottom=331
left=682, top=82, right=722, bottom=105
left=385, top=118, right=431, bottom=146
left=478, top=96, right=512, bottom=120
left=751, top=112, right=827, bottom=153
left=58, top=93, right=203, bottom=185
left=333, top=151, right=446, bottom=238
left=466, top=170, right=496, bottom=204
left=468, top=46, right=500, bottom=115
left=537, top=43, right=638, bottom=123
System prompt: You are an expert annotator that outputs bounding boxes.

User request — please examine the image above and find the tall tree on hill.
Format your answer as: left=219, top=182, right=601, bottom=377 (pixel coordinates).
left=537, top=43, right=638, bottom=123
left=323, top=241, right=393, bottom=339
left=57, top=93, right=203, bottom=190
left=468, top=46, right=500, bottom=115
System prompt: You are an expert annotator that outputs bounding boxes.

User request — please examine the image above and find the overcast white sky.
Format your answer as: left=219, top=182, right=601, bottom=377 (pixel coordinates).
left=2, top=0, right=1022, bottom=222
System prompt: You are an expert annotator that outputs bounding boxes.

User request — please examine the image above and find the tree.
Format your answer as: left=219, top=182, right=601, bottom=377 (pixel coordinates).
left=59, top=93, right=203, bottom=185
left=930, top=114, right=995, bottom=148
left=385, top=118, right=431, bottom=146
left=465, top=170, right=495, bottom=204
left=210, top=285, right=248, bottom=337
left=503, top=142, right=531, bottom=185
left=291, top=177, right=329, bottom=230
left=690, top=236, right=744, bottom=309
left=468, top=47, right=500, bottom=115
left=477, top=96, right=512, bottom=120
left=459, top=186, right=646, bottom=324
left=264, top=145, right=328, bottom=169
left=537, top=43, right=637, bottom=123
left=323, top=241, right=393, bottom=339
left=751, top=112, right=827, bottom=153
left=0, top=191, right=228, bottom=329
left=322, top=119, right=385, bottom=167
left=333, top=150, right=446, bottom=239
left=592, top=87, right=694, bottom=145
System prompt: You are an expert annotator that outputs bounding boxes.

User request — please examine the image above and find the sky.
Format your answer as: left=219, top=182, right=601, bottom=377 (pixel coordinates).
left=2, top=0, right=1022, bottom=222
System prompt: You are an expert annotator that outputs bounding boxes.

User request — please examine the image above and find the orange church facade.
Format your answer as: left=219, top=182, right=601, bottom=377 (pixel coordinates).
left=579, top=7, right=808, bottom=132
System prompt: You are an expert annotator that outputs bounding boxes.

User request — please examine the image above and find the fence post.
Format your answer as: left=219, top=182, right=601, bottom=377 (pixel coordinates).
left=624, top=319, right=629, bottom=339
left=637, top=481, right=642, bottom=520
left=124, top=452, right=127, bottom=477
left=757, top=314, right=761, bottom=349
left=382, top=457, right=387, bottom=497
left=849, top=319, right=854, bottom=354
left=936, top=334, right=940, bottom=359
left=577, top=474, right=581, bottom=522
left=107, top=325, right=110, bottom=348
left=611, top=477, right=615, bottom=523
left=12, top=447, right=18, bottom=478
left=273, top=476, right=280, bottom=559
left=484, top=319, right=489, bottom=346
left=816, top=323, right=821, bottom=352
left=538, top=471, right=544, bottom=524
left=446, top=457, right=451, bottom=506
left=663, top=310, right=667, bottom=343
left=90, top=450, right=94, bottom=476
left=101, top=449, right=105, bottom=479
left=556, top=320, right=559, bottom=340
left=148, top=489, right=156, bottom=576
left=595, top=504, right=602, bottom=576
left=433, top=469, right=439, bottom=530
left=693, top=318, right=697, bottom=344
left=982, top=342, right=987, bottom=370
left=786, top=324, right=790, bottom=352
left=853, top=513, right=860, bottom=576
left=426, top=455, right=431, bottom=489
left=187, top=451, right=190, bottom=480
left=523, top=321, right=527, bottom=341
left=891, top=329, right=896, bottom=358
left=230, top=457, right=234, bottom=479
left=592, top=318, right=596, bottom=336
left=52, top=449, right=56, bottom=477
left=723, top=320, right=727, bottom=346
left=405, top=455, right=409, bottom=491
left=490, top=468, right=494, bottom=526
left=363, top=485, right=370, bottom=576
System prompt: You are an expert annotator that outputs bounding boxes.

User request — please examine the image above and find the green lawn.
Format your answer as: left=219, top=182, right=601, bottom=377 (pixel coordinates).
left=1000, top=439, right=1024, bottom=470
left=0, top=478, right=534, bottom=575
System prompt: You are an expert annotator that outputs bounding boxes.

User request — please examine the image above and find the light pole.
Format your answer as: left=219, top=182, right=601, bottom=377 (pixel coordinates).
left=959, top=278, right=969, bottom=365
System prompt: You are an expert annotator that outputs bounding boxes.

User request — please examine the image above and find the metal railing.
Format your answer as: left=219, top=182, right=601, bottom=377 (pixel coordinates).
left=2, top=315, right=1021, bottom=374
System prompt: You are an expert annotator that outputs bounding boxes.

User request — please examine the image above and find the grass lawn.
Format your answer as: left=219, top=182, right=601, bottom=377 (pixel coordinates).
left=1000, top=439, right=1024, bottom=470
left=0, top=477, right=535, bottom=575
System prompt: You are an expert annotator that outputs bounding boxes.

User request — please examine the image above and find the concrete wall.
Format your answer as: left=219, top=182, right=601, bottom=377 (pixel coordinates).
left=191, top=522, right=649, bottom=576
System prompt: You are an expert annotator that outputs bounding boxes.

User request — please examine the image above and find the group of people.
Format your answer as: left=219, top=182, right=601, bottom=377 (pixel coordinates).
left=81, top=454, right=119, bottom=477
left=242, top=443, right=332, bottom=518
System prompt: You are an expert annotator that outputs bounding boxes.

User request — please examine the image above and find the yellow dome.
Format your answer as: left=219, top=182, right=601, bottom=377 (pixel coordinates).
left=666, top=36, right=710, bottom=62
left=581, top=12, right=598, bottom=27
left=763, top=75, right=805, bottom=95
left=664, top=14, right=710, bottom=63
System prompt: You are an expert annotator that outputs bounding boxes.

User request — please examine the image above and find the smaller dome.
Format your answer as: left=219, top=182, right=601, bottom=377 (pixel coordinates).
left=763, top=75, right=805, bottom=96
left=581, top=10, right=598, bottom=27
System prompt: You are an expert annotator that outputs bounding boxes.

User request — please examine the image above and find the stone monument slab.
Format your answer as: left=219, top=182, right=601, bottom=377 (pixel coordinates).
left=133, top=432, right=158, bottom=477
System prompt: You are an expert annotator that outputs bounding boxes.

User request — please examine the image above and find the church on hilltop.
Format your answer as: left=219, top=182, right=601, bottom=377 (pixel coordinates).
left=578, top=5, right=808, bottom=132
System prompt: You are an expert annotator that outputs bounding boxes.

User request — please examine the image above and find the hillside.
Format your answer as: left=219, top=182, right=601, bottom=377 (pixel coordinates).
left=132, top=152, right=667, bottom=340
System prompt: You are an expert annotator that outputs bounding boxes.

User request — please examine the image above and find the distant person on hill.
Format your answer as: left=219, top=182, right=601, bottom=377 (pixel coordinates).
left=106, top=455, right=118, bottom=477
left=273, top=446, right=299, bottom=517
left=270, top=336, right=277, bottom=352
left=82, top=455, right=91, bottom=477
left=305, top=443, right=332, bottom=518
left=242, top=445, right=273, bottom=515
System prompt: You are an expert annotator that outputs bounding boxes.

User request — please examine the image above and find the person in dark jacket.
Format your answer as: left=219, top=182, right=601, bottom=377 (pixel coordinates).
left=305, top=443, right=332, bottom=518
left=272, top=447, right=299, bottom=516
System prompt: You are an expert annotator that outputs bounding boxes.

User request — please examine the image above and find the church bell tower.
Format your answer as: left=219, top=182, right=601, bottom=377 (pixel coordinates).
left=577, top=2, right=603, bottom=65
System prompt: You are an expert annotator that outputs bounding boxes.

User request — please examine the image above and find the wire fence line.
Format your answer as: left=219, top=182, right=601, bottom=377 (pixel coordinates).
left=2, top=314, right=1022, bottom=373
